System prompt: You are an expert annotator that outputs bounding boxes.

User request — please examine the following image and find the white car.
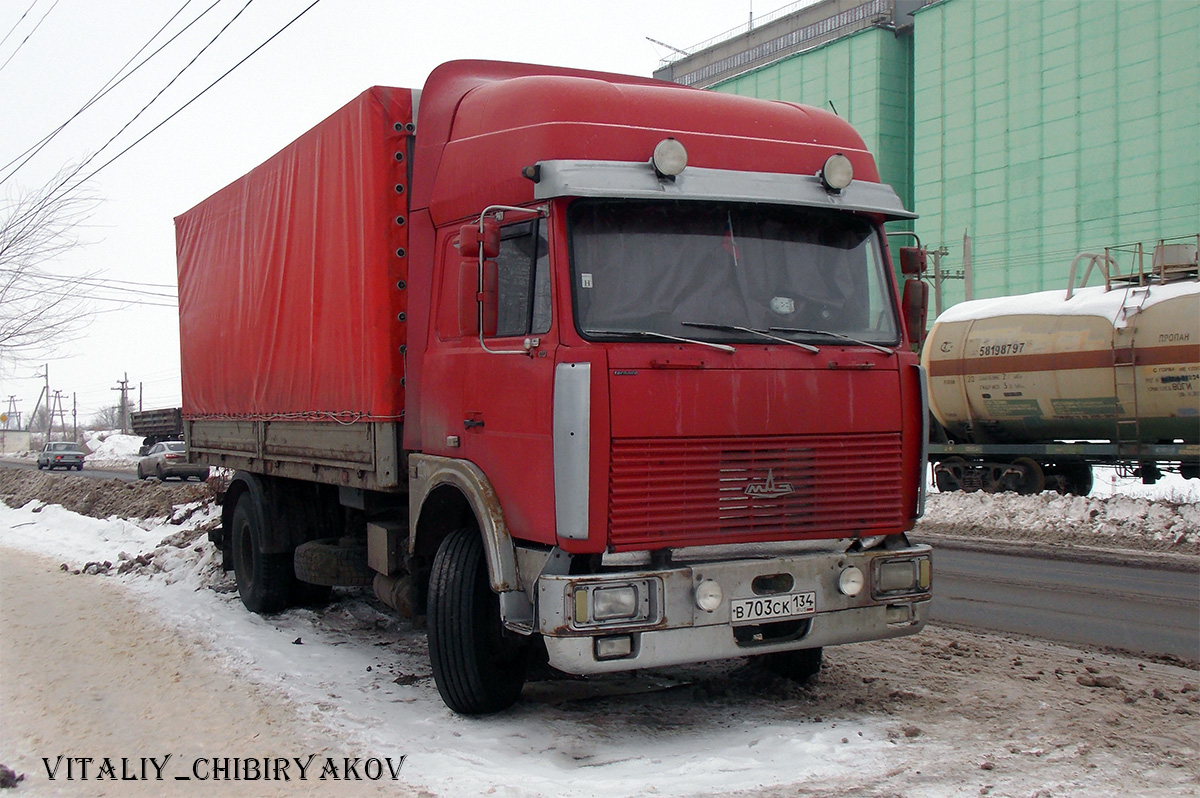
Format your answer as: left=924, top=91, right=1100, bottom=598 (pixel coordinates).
left=137, top=441, right=210, bottom=481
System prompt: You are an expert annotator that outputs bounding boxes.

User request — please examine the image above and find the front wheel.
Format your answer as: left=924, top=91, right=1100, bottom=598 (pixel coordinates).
left=427, top=528, right=530, bottom=714
left=230, top=494, right=295, bottom=614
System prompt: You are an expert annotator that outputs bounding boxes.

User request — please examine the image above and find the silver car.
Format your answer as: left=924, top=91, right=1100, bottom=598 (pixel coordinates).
left=137, top=441, right=210, bottom=481
left=37, top=442, right=86, bottom=471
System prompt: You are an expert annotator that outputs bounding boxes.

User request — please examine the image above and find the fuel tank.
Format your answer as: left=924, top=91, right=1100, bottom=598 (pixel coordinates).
left=922, top=278, right=1199, bottom=445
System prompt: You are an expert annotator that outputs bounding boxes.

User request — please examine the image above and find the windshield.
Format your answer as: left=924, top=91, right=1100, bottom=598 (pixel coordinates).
left=165, top=442, right=186, bottom=452
left=568, top=200, right=899, bottom=346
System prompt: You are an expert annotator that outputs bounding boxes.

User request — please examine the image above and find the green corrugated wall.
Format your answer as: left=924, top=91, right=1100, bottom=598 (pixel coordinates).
left=913, top=0, right=1200, bottom=305
left=710, top=0, right=1200, bottom=309
left=711, top=27, right=915, bottom=228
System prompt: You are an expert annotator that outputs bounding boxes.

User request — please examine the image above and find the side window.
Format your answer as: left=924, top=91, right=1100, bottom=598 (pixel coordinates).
left=493, top=220, right=550, bottom=337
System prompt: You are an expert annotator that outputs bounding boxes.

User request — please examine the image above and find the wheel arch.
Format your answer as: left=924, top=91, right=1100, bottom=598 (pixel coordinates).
left=408, top=454, right=519, bottom=594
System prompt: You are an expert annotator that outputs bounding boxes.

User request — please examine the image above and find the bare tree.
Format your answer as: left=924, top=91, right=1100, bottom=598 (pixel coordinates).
left=89, top=404, right=122, bottom=431
left=0, top=170, right=99, bottom=363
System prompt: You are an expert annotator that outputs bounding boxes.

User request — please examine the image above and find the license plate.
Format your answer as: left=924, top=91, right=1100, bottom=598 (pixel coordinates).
left=730, top=591, right=816, bottom=626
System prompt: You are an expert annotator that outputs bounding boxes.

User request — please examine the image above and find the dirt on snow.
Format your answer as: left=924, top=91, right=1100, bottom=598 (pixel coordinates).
left=1, top=467, right=1198, bottom=797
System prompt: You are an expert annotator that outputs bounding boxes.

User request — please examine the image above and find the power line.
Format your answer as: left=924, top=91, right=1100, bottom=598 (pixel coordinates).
left=0, top=0, right=40, bottom=52
left=0, top=0, right=60, bottom=74
left=0, top=0, right=217, bottom=183
left=2, top=0, right=325, bottom=240
left=72, top=0, right=325, bottom=187
left=39, top=0, right=259, bottom=195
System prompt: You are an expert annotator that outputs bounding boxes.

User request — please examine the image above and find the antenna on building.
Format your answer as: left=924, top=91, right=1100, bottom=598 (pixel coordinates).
left=645, top=36, right=689, bottom=56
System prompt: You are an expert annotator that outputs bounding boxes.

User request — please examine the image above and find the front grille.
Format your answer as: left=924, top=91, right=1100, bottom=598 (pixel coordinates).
left=608, top=433, right=906, bottom=549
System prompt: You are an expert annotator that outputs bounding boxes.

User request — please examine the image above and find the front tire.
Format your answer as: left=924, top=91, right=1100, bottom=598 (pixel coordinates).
left=231, top=494, right=295, bottom=614
left=427, top=528, right=529, bottom=714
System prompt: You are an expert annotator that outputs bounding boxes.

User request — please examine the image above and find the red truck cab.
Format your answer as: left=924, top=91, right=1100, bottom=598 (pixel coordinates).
left=404, top=63, right=931, bottom=710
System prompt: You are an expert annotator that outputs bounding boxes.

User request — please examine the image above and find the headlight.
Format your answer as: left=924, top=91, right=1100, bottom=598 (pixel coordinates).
left=874, top=558, right=932, bottom=596
left=570, top=579, right=657, bottom=628
left=593, top=585, right=639, bottom=621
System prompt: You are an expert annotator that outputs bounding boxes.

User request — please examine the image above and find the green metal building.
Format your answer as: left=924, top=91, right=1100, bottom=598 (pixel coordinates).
left=655, top=0, right=1200, bottom=312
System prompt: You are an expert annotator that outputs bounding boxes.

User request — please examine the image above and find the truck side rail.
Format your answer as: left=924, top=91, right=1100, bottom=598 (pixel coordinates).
left=186, top=418, right=405, bottom=492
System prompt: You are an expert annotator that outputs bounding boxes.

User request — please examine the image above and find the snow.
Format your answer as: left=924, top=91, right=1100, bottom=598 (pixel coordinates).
left=933, top=276, right=1198, bottom=324
left=1, top=473, right=1196, bottom=796
left=84, top=430, right=145, bottom=461
left=0, top=497, right=912, bottom=797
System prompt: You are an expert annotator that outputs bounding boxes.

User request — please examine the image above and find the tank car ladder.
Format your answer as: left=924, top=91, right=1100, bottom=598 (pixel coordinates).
left=1111, top=286, right=1150, bottom=455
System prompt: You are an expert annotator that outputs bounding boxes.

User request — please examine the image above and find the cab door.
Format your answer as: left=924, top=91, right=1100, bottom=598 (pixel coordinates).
left=422, top=216, right=560, bottom=546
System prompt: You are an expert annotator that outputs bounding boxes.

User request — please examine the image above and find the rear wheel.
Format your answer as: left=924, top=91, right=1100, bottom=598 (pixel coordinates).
left=1060, top=462, right=1093, bottom=496
left=1010, top=457, right=1045, bottom=495
left=231, top=494, right=295, bottom=614
left=933, top=456, right=966, bottom=492
left=760, top=646, right=823, bottom=683
left=427, top=528, right=530, bottom=714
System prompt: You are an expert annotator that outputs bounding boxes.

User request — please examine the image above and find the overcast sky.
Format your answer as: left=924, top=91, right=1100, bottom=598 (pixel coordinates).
left=1, top=0, right=769, bottom=427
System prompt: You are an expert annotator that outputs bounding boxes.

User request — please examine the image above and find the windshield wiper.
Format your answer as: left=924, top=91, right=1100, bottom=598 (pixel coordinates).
left=769, top=326, right=894, bottom=354
left=589, top=329, right=735, bottom=353
left=681, top=322, right=819, bottom=353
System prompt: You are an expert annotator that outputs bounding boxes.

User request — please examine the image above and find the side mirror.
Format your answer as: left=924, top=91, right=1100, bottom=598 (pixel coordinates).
left=458, top=219, right=500, bottom=259
left=902, top=278, right=929, bottom=347
left=899, top=246, right=927, bottom=276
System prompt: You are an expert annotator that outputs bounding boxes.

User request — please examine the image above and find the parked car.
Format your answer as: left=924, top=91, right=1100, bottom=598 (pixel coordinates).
left=137, top=441, right=209, bottom=481
left=37, top=442, right=86, bottom=471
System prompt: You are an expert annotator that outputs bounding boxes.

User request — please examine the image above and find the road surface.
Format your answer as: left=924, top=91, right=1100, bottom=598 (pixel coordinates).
left=0, top=457, right=136, bottom=482
left=928, top=541, right=1198, bottom=661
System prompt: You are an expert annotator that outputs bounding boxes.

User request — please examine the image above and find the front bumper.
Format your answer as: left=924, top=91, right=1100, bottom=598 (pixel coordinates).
left=537, top=544, right=931, bottom=675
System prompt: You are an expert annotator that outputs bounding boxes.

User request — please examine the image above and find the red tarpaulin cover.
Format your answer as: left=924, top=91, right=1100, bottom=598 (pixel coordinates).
left=175, top=86, right=412, bottom=420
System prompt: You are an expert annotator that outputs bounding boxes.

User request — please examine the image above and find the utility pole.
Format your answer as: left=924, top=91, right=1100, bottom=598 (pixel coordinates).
left=28, top=364, right=49, bottom=441
left=3, top=396, right=19, bottom=430
left=962, top=230, right=974, bottom=301
left=72, top=393, right=78, bottom=441
left=113, top=373, right=131, bottom=434
left=50, top=390, right=68, bottom=440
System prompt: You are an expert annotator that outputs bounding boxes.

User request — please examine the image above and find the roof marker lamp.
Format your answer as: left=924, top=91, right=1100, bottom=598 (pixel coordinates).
left=652, top=138, right=688, bottom=178
left=819, top=153, right=854, bottom=193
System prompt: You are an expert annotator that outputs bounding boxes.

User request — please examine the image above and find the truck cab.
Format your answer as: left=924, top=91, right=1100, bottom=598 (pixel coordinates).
left=402, top=63, right=932, bottom=712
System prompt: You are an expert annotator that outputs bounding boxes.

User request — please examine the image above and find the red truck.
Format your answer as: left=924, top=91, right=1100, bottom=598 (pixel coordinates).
left=176, top=60, right=933, bottom=714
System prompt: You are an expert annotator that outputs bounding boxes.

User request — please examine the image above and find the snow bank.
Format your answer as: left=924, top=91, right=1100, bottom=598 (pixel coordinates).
left=84, top=430, right=145, bottom=464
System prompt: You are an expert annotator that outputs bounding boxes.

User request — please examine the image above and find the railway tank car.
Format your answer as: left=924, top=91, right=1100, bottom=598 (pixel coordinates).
left=922, top=240, right=1199, bottom=495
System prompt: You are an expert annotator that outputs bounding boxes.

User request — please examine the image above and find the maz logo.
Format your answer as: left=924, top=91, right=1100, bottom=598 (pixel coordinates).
left=744, top=469, right=795, bottom=498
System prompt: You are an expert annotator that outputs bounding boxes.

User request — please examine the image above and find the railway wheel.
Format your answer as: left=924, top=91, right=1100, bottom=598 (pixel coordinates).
left=933, top=457, right=967, bottom=492
left=1061, top=462, right=1093, bottom=496
left=1011, top=457, right=1045, bottom=495
left=427, top=528, right=529, bottom=714
left=230, top=493, right=295, bottom=614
